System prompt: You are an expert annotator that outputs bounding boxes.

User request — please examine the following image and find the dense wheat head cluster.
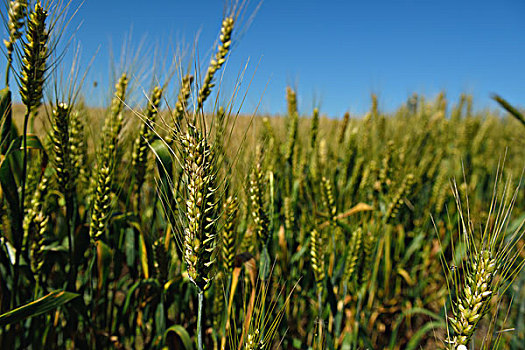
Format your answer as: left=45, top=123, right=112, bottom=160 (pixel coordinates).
left=0, top=1, right=524, bottom=350
left=181, top=126, right=219, bottom=292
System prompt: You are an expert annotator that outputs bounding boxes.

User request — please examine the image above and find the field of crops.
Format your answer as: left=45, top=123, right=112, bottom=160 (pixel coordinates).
left=1, top=1, right=525, bottom=349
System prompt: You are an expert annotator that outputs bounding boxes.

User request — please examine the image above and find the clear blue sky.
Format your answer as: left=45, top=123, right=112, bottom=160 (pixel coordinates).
left=4, top=0, right=525, bottom=117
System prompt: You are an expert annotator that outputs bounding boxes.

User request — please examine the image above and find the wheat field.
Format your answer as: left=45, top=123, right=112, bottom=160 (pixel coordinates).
left=0, top=1, right=524, bottom=349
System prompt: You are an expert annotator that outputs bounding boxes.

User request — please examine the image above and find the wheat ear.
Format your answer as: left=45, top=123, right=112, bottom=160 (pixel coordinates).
left=4, top=0, right=27, bottom=86
left=221, top=195, right=238, bottom=273
left=197, top=17, right=234, bottom=110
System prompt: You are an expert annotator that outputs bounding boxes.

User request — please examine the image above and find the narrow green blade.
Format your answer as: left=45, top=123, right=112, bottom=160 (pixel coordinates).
left=0, top=290, right=79, bottom=326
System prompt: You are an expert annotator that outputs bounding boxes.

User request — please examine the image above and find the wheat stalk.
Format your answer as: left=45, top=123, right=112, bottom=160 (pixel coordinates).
left=13, top=0, right=49, bottom=309
left=180, top=123, right=222, bottom=350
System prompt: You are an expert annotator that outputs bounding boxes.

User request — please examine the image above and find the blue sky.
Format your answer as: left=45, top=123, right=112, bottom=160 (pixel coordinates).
left=4, top=0, right=525, bottom=117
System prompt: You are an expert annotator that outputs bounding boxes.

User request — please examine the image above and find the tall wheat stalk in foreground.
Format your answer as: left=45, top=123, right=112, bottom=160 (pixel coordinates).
left=12, top=1, right=49, bottom=308
left=443, top=175, right=525, bottom=349
left=174, top=14, right=235, bottom=350
left=180, top=123, right=220, bottom=350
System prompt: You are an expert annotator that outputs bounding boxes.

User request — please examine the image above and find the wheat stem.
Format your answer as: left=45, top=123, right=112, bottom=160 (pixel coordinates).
left=198, top=290, right=204, bottom=350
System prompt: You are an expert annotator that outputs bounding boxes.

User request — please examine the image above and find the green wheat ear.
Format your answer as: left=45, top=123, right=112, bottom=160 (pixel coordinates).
left=221, top=195, right=238, bottom=273
left=27, top=175, right=49, bottom=287
left=132, top=85, right=163, bottom=202
left=309, top=107, right=320, bottom=151
left=166, top=74, right=193, bottom=145
left=321, top=176, right=337, bottom=222
left=249, top=145, right=269, bottom=249
left=182, top=125, right=220, bottom=292
left=384, top=173, right=414, bottom=223
left=20, top=1, right=48, bottom=112
left=153, top=237, right=169, bottom=284
left=445, top=178, right=525, bottom=349
left=88, top=73, right=129, bottom=244
left=284, top=87, right=298, bottom=165
left=338, top=111, right=350, bottom=144
left=283, top=196, right=294, bottom=233
left=310, top=228, right=325, bottom=293
left=448, top=250, right=497, bottom=347
left=4, top=0, right=28, bottom=59
left=23, top=174, right=48, bottom=246
left=343, top=227, right=362, bottom=285
left=51, top=103, right=72, bottom=197
left=173, top=74, right=193, bottom=126
left=197, top=17, right=234, bottom=111
left=104, top=73, right=129, bottom=151
left=89, top=164, right=112, bottom=243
